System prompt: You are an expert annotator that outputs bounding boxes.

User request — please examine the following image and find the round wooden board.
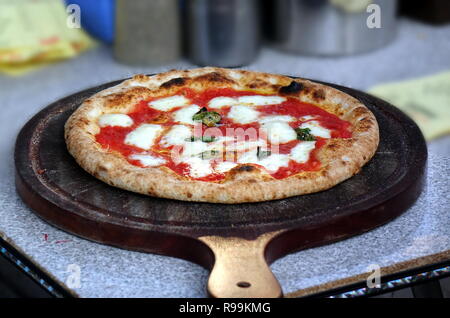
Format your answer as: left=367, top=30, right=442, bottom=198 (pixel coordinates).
left=15, top=78, right=427, bottom=297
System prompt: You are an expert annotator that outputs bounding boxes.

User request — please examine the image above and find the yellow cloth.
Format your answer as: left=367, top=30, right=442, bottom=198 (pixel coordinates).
left=368, top=71, right=450, bottom=141
left=0, top=0, right=95, bottom=75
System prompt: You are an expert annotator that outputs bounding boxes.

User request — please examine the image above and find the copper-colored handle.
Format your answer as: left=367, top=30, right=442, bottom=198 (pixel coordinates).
left=199, top=231, right=283, bottom=298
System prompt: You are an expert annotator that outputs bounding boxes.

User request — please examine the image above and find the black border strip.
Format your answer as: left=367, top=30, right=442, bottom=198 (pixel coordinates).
left=0, top=237, right=74, bottom=298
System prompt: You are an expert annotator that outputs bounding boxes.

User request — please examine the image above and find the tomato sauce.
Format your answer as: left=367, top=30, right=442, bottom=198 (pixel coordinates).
left=95, top=88, right=352, bottom=182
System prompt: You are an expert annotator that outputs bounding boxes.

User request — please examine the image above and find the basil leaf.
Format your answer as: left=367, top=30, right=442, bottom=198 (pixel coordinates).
left=198, top=150, right=221, bottom=160
left=295, top=128, right=316, bottom=141
left=185, top=136, right=216, bottom=143
left=202, top=112, right=221, bottom=127
left=192, top=107, right=221, bottom=127
left=192, top=107, right=208, bottom=121
left=201, top=135, right=216, bottom=143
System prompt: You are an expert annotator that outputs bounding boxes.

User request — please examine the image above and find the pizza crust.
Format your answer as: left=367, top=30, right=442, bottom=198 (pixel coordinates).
left=65, top=67, right=379, bottom=203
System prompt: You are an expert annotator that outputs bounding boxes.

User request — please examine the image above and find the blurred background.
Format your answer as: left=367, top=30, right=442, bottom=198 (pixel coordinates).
left=0, top=0, right=449, bottom=157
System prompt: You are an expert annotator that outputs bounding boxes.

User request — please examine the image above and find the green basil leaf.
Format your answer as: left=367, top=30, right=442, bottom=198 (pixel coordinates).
left=192, top=107, right=221, bottom=127
left=295, top=128, right=316, bottom=141
left=198, top=150, right=221, bottom=160
left=185, top=135, right=216, bottom=143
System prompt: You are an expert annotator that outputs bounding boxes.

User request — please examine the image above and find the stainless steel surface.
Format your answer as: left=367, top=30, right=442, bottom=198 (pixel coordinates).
left=273, top=0, right=398, bottom=55
left=186, top=0, right=261, bottom=67
left=114, top=0, right=181, bottom=66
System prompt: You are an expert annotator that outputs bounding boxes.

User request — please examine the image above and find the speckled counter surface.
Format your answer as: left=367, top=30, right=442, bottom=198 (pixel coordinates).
left=0, top=19, right=449, bottom=297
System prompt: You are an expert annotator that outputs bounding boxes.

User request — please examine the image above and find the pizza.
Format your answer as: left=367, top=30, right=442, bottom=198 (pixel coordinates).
left=65, top=67, right=379, bottom=203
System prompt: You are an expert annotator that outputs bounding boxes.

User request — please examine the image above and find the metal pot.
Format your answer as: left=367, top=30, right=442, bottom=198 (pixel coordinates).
left=272, top=0, right=398, bottom=55
left=185, top=0, right=261, bottom=67
left=115, top=0, right=181, bottom=65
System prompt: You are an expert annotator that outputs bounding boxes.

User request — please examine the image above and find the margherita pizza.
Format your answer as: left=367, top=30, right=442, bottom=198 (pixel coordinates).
left=65, top=67, right=379, bottom=203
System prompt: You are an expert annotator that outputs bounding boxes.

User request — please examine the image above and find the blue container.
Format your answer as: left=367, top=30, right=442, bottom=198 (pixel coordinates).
left=65, top=0, right=115, bottom=44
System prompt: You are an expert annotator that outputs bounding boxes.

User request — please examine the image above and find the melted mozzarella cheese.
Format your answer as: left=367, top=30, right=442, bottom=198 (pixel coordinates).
left=182, top=140, right=209, bottom=157
left=98, top=114, right=133, bottom=127
left=225, top=139, right=266, bottom=152
left=237, top=95, right=286, bottom=106
left=237, top=150, right=289, bottom=173
left=215, top=161, right=238, bottom=173
left=124, top=124, right=162, bottom=150
left=205, top=136, right=234, bottom=154
left=258, top=153, right=290, bottom=172
left=237, top=150, right=259, bottom=164
left=207, top=95, right=286, bottom=109
left=228, top=105, right=260, bottom=124
left=181, top=157, right=214, bottom=178
left=258, top=115, right=295, bottom=124
left=148, top=95, right=190, bottom=111
left=300, top=121, right=331, bottom=138
left=161, top=125, right=192, bottom=146
left=261, top=121, right=297, bottom=144
left=173, top=105, right=201, bottom=125
left=208, top=97, right=238, bottom=109
left=290, top=141, right=316, bottom=163
left=129, top=154, right=166, bottom=167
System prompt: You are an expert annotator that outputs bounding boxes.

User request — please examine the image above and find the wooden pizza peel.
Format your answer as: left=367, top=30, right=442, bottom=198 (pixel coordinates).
left=14, top=78, right=427, bottom=298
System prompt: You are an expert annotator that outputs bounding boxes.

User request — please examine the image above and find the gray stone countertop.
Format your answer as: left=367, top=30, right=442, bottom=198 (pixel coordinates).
left=0, top=19, right=449, bottom=297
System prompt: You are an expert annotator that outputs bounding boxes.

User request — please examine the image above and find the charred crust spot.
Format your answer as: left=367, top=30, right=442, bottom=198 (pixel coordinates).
left=132, top=74, right=147, bottom=81
left=105, top=87, right=151, bottom=107
left=105, top=93, right=130, bottom=106
left=195, top=72, right=235, bottom=84
left=248, top=79, right=268, bottom=89
left=97, top=165, right=108, bottom=172
left=237, top=165, right=255, bottom=172
left=147, top=186, right=155, bottom=195
left=352, top=107, right=368, bottom=118
left=128, top=86, right=151, bottom=95
left=160, top=77, right=187, bottom=89
left=358, top=118, right=373, bottom=130
left=247, top=179, right=257, bottom=183
left=271, top=84, right=281, bottom=91
left=186, top=192, right=193, bottom=198
left=77, top=118, right=89, bottom=126
left=279, top=81, right=304, bottom=95
left=313, top=89, right=326, bottom=101
left=327, top=143, right=339, bottom=150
